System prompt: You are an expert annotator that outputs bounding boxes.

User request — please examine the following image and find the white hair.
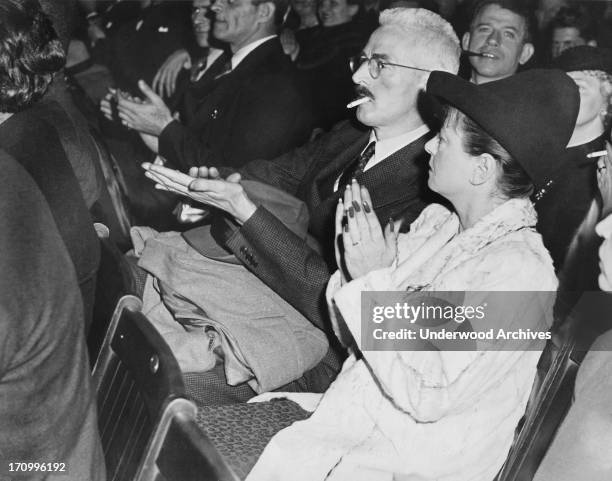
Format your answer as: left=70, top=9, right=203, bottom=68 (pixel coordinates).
left=379, top=8, right=461, bottom=74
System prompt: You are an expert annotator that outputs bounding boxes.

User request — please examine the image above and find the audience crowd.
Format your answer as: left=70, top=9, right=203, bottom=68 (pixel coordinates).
left=1, top=0, right=612, bottom=479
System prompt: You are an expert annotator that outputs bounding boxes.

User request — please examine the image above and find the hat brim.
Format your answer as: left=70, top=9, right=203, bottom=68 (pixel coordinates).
left=426, top=71, right=571, bottom=191
left=182, top=224, right=241, bottom=265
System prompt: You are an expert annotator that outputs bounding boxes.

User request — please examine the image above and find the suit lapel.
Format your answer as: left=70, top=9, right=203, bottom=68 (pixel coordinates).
left=186, top=39, right=282, bottom=128
left=315, top=133, right=369, bottom=200
left=358, top=132, right=432, bottom=209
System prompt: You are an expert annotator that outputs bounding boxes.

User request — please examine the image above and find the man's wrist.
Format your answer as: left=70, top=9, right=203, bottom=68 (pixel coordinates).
left=155, top=115, right=175, bottom=136
left=233, top=196, right=257, bottom=225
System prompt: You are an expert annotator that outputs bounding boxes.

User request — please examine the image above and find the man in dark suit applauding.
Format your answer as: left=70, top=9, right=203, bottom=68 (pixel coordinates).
left=107, top=0, right=314, bottom=170
left=144, top=8, right=461, bottom=396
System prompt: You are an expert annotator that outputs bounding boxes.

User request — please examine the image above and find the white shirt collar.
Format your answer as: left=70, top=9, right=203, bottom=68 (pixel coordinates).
left=333, top=124, right=430, bottom=192
left=364, top=124, right=430, bottom=171
left=231, top=35, right=277, bottom=70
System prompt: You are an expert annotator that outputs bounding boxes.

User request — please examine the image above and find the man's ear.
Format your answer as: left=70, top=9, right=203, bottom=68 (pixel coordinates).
left=470, top=153, right=497, bottom=186
left=518, top=42, right=535, bottom=65
left=348, top=4, right=359, bottom=18
left=462, top=32, right=471, bottom=52
left=256, top=1, right=276, bottom=24
left=587, top=39, right=598, bottom=47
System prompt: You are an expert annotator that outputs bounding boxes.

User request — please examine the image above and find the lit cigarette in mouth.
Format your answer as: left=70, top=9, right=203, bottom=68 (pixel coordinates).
left=586, top=150, right=607, bottom=158
left=347, top=97, right=371, bottom=109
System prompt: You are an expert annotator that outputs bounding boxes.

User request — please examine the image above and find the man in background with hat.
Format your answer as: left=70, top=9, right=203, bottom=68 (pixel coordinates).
left=143, top=7, right=461, bottom=400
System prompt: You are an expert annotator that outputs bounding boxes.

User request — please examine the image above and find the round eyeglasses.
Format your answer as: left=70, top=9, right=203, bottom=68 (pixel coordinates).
left=349, top=54, right=432, bottom=79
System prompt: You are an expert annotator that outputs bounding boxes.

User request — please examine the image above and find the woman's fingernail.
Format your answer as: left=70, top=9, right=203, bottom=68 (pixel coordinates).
left=348, top=207, right=355, bottom=218
left=352, top=200, right=360, bottom=212
left=363, top=201, right=371, bottom=213
left=389, top=218, right=394, bottom=232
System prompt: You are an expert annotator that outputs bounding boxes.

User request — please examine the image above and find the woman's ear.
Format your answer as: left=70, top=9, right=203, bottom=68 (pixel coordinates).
left=470, top=153, right=497, bottom=186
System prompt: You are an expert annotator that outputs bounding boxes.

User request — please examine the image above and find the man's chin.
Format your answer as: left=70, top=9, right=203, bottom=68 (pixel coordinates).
left=355, top=109, right=376, bottom=127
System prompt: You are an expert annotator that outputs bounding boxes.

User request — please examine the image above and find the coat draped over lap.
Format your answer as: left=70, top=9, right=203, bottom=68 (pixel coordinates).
left=247, top=198, right=558, bottom=481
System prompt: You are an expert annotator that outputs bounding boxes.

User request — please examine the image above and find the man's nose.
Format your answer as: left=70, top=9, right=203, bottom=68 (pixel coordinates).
left=351, top=60, right=369, bottom=84
left=485, top=29, right=501, bottom=46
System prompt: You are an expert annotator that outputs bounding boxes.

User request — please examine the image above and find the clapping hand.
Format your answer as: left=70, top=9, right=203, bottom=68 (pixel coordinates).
left=152, top=49, right=190, bottom=98
left=334, top=180, right=398, bottom=281
left=597, top=142, right=612, bottom=218
left=114, top=80, right=174, bottom=136
left=142, top=163, right=255, bottom=223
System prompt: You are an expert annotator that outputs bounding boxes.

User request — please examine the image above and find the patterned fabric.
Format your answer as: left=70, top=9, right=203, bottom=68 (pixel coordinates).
left=196, top=400, right=310, bottom=479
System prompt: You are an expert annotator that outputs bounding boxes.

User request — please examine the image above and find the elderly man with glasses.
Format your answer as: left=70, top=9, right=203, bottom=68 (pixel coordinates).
left=142, top=7, right=461, bottom=401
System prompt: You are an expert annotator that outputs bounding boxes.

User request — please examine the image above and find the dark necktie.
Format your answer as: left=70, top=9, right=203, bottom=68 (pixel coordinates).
left=201, top=51, right=232, bottom=82
left=189, top=51, right=232, bottom=99
left=337, top=141, right=376, bottom=191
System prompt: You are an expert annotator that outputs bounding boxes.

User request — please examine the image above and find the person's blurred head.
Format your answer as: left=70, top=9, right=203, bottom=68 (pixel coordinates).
left=555, top=46, right=612, bottom=145
left=0, top=0, right=65, bottom=113
left=550, top=6, right=596, bottom=59
left=387, top=0, right=438, bottom=12
left=462, top=0, right=536, bottom=84
left=350, top=7, right=460, bottom=139
left=291, top=0, right=318, bottom=24
left=535, top=0, right=567, bottom=29
left=426, top=106, right=532, bottom=204
left=212, top=0, right=289, bottom=51
left=193, top=0, right=213, bottom=47
left=318, top=0, right=360, bottom=27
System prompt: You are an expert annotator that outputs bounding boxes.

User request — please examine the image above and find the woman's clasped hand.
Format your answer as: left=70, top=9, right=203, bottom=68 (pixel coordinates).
left=334, top=179, right=398, bottom=281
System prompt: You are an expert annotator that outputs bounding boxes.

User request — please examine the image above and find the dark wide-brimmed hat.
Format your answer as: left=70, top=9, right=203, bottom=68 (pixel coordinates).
left=554, top=46, right=612, bottom=74
left=426, top=69, right=580, bottom=190
left=183, top=180, right=316, bottom=265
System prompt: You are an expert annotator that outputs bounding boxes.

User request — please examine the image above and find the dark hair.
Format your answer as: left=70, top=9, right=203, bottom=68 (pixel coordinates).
left=445, top=106, right=534, bottom=199
left=253, top=0, right=291, bottom=29
left=470, top=0, right=537, bottom=44
left=550, top=5, right=596, bottom=42
left=0, top=0, right=65, bottom=113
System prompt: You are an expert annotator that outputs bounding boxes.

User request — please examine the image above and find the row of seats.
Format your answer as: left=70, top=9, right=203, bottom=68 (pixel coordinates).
left=92, top=295, right=239, bottom=481
left=90, top=291, right=605, bottom=481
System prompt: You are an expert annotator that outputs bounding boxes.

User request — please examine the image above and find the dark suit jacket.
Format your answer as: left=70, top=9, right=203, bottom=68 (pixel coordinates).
left=214, top=120, right=433, bottom=332
left=0, top=151, right=104, bottom=480
left=159, top=38, right=315, bottom=171
left=0, top=102, right=100, bottom=329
